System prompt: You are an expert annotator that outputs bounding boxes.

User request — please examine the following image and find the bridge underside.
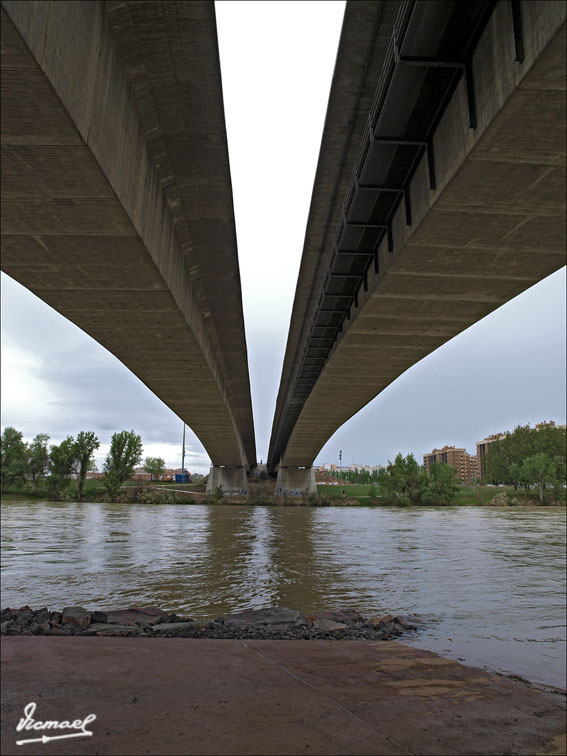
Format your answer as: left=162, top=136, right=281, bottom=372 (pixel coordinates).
left=269, top=1, right=566, bottom=473
left=1, top=2, right=256, bottom=469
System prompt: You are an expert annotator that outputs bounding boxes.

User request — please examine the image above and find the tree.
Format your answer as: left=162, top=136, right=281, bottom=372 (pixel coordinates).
left=103, top=430, right=143, bottom=499
left=377, top=453, right=422, bottom=504
left=48, top=436, right=77, bottom=497
left=144, top=456, right=166, bottom=482
left=420, top=461, right=460, bottom=505
left=27, top=433, right=50, bottom=491
left=0, top=427, right=28, bottom=493
left=487, top=424, right=566, bottom=484
left=520, top=453, right=558, bottom=504
left=551, top=455, right=567, bottom=497
left=74, top=431, right=100, bottom=501
left=508, top=462, right=522, bottom=491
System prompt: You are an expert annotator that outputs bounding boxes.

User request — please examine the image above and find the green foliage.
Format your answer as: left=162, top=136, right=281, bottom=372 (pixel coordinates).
left=27, top=433, right=50, bottom=491
left=377, top=453, right=422, bottom=505
left=368, top=484, right=378, bottom=501
left=136, top=487, right=177, bottom=505
left=520, top=453, right=559, bottom=504
left=1, top=427, right=28, bottom=493
left=420, top=461, right=460, bottom=505
left=143, top=456, right=166, bottom=482
left=47, top=436, right=76, bottom=497
left=487, top=425, right=566, bottom=485
left=74, top=431, right=100, bottom=501
left=331, top=467, right=381, bottom=484
left=508, top=462, right=522, bottom=491
left=214, top=485, right=225, bottom=502
left=103, top=430, right=143, bottom=499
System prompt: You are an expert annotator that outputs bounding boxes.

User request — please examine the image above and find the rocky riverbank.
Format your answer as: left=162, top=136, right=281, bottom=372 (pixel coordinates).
left=1, top=605, right=416, bottom=640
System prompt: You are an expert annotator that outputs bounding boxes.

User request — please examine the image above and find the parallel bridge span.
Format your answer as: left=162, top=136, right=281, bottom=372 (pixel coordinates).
left=1, top=1, right=256, bottom=493
left=268, top=0, right=566, bottom=493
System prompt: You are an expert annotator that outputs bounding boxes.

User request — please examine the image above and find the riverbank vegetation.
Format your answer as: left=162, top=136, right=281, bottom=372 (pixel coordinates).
left=1, top=426, right=145, bottom=501
left=2, top=424, right=564, bottom=506
left=485, top=424, right=566, bottom=504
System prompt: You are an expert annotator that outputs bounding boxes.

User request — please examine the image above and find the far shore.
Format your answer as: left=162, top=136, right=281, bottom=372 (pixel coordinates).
left=1, top=489, right=565, bottom=508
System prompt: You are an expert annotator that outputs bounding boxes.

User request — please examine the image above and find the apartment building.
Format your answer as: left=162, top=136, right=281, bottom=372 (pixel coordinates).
left=475, top=433, right=507, bottom=479
left=423, top=445, right=479, bottom=484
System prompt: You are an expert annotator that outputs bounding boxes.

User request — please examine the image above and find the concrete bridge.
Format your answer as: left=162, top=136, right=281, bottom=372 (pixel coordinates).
left=268, top=0, right=566, bottom=493
left=1, top=1, right=256, bottom=493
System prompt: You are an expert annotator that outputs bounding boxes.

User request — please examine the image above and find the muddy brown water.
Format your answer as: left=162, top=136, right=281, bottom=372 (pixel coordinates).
left=1, top=500, right=565, bottom=688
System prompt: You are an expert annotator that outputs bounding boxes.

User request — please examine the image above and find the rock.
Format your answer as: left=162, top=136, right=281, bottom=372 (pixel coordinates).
left=18, top=606, right=34, bottom=620
left=1, top=621, right=13, bottom=635
left=307, top=609, right=363, bottom=625
left=62, top=606, right=92, bottom=630
left=92, top=611, right=108, bottom=623
left=335, top=609, right=365, bottom=624
left=44, top=626, right=65, bottom=636
left=151, top=622, right=199, bottom=634
left=50, top=612, right=62, bottom=625
left=311, top=619, right=349, bottom=633
left=87, top=623, right=141, bottom=636
left=392, top=616, right=416, bottom=629
left=367, top=614, right=394, bottom=627
left=224, top=607, right=306, bottom=628
left=33, top=608, right=50, bottom=624
left=158, top=613, right=182, bottom=624
left=105, top=607, right=166, bottom=626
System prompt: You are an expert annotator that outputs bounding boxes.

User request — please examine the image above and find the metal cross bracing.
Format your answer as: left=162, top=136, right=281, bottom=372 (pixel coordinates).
left=277, top=0, right=517, bottom=451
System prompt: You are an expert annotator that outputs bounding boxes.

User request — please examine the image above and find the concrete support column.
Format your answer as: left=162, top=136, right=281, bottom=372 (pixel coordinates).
left=275, top=467, right=316, bottom=496
left=206, top=466, right=248, bottom=496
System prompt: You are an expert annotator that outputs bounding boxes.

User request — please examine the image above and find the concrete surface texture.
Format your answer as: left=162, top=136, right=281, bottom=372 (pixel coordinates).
left=275, top=466, right=317, bottom=495
left=205, top=465, right=248, bottom=496
left=0, top=1, right=256, bottom=469
left=1, top=637, right=565, bottom=756
left=268, top=1, right=566, bottom=472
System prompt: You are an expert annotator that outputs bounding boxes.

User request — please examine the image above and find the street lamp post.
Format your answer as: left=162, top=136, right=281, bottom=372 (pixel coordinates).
left=181, top=423, right=186, bottom=475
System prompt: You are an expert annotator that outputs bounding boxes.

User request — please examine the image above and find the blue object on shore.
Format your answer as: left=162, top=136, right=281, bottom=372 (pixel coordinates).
left=175, top=473, right=191, bottom=484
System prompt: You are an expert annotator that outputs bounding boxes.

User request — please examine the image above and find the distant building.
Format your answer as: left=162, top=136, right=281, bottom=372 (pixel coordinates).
left=475, top=433, right=507, bottom=480
left=349, top=463, right=385, bottom=474
left=131, top=467, right=152, bottom=481
left=423, top=446, right=479, bottom=484
left=535, top=420, right=567, bottom=431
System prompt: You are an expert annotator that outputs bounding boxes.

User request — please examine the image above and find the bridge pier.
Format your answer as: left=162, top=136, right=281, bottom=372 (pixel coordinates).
left=275, top=467, right=316, bottom=496
left=206, top=466, right=248, bottom=496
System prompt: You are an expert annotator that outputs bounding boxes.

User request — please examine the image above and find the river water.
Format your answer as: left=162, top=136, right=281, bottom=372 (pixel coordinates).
left=1, top=500, right=565, bottom=689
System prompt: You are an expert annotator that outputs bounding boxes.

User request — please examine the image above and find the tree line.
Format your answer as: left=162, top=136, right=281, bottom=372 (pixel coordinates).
left=327, top=468, right=382, bottom=484
left=0, top=427, right=169, bottom=500
left=485, top=424, right=566, bottom=503
left=376, top=453, right=461, bottom=505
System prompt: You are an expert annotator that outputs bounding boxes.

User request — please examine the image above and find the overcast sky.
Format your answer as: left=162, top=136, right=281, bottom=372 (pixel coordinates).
left=1, top=2, right=565, bottom=473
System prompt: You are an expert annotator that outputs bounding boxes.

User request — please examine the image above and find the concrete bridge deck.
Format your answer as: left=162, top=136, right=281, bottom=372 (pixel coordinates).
left=268, top=0, right=566, bottom=491
left=1, top=1, right=256, bottom=487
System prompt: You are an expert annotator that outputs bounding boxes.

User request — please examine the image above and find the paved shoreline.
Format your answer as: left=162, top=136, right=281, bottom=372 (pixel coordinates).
left=2, top=637, right=565, bottom=756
